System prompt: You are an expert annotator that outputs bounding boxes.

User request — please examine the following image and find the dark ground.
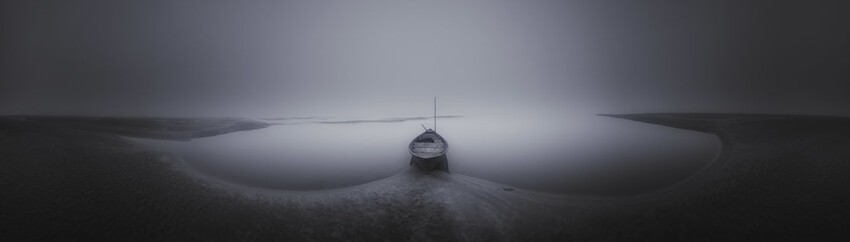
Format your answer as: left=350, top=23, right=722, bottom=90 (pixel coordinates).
left=1, top=114, right=849, bottom=240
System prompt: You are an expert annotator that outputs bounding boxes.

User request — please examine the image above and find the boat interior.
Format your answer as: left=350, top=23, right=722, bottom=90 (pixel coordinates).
left=410, top=132, right=446, bottom=154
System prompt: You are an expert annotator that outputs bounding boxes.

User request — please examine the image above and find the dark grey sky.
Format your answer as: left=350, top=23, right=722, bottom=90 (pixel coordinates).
left=1, top=0, right=849, bottom=117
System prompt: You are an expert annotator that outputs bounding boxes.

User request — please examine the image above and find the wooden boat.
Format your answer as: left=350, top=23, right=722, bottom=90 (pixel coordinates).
left=409, top=129, right=448, bottom=159
left=409, top=98, right=449, bottom=172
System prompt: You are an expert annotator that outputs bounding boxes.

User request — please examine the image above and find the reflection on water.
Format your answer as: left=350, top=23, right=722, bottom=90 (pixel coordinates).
left=130, top=114, right=720, bottom=194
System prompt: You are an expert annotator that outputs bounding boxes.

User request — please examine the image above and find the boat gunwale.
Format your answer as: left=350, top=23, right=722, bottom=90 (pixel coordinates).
left=408, top=130, right=449, bottom=158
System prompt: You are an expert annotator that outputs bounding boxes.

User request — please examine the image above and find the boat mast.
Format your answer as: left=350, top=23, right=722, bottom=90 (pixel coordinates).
left=433, top=97, right=437, bottom=132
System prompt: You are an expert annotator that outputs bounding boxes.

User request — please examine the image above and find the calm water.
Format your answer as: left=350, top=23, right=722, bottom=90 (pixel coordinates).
left=130, top=113, right=720, bottom=193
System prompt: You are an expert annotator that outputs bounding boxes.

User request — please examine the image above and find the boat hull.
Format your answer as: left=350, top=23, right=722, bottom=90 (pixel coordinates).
left=410, top=154, right=449, bottom=172
left=408, top=130, right=449, bottom=172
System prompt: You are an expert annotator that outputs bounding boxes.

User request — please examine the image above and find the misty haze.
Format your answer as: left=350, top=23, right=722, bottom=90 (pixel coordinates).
left=2, top=0, right=850, bottom=241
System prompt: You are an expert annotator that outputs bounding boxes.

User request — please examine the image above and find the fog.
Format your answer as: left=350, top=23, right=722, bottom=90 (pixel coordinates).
left=2, top=0, right=849, bottom=118
left=1, top=0, right=848, bottom=192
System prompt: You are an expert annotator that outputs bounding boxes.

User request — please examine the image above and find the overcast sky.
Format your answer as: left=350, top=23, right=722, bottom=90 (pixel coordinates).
left=1, top=0, right=849, bottom=117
